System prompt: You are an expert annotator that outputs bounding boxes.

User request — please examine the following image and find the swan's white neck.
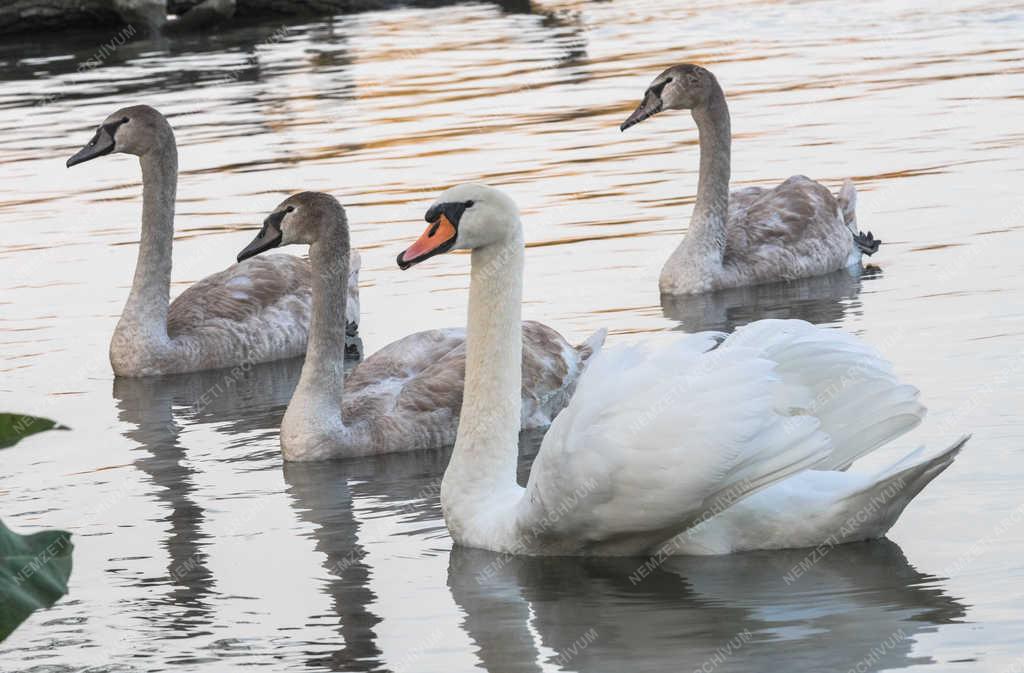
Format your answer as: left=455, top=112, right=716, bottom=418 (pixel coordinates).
left=119, top=144, right=177, bottom=339
left=663, top=85, right=732, bottom=288
left=441, top=224, right=525, bottom=527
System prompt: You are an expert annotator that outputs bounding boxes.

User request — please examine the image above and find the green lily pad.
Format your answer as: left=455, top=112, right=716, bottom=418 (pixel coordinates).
left=0, top=413, right=73, bottom=642
left=0, top=520, right=73, bottom=642
left=0, top=413, right=68, bottom=449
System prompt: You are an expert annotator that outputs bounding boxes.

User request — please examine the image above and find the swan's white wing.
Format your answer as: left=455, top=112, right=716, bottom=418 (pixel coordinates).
left=517, top=326, right=830, bottom=554
left=725, top=319, right=925, bottom=471
left=518, top=320, right=923, bottom=555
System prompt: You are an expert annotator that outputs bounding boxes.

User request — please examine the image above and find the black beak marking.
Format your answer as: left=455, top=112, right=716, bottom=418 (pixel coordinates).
left=620, top=85, right=666, bottom=132
left=67, top=118, right=128, bottom=167
left=237, top=210, right=286, bottom=262
left=423, top=200, right=472, bottom=227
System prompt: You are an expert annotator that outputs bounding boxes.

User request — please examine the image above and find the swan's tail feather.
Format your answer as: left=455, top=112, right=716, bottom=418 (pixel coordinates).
left=345, top=249, right=362, bottom=358
left=575, top=328, right=607, bottom=365
left=835, top=434, right=969, bottom=541
left=837, top=179, right=857, bottom=228
left=837, top=180, right=879, bottom=256
left=346, top=248, right=362, bottom=336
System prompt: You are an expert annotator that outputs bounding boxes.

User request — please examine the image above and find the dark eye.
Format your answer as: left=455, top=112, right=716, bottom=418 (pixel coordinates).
left=650, top=78, right=671, bottom=96
left=121, top=117, right=129, bottom=124
left=464, top=200, right=474, bottom=208
left=285, top=205, right=295, bottom=213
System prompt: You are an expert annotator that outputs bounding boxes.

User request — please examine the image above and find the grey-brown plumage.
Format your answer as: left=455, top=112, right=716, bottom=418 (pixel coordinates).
left=718, top=176, right=858, bottom=286
left=621, top=64, right=877, bottom=295
left=341, top=322, right=599, bottom=454
left=167, top=255, right=310, bottom=337
left=66, top=105, right=360, bottom=377
left=247, top=192, right=605, bottom=461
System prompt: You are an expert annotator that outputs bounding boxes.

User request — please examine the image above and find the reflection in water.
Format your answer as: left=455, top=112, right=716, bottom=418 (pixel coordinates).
left=282, top=449, right=448, bottom=672
left=661, top=266, right=880, bottom=332
left=0, top=0, right=543, bottom=99
left=113, top=355, right=305, bottom=450
left=279, top=431, right=967, bottom=673
left=111, top=357, right=304, bottom=634
left=535, top=8, right=588, bottom=71
left=282, top=461, right=383, bottom=672
left=448, top=539, right=965, bottom=673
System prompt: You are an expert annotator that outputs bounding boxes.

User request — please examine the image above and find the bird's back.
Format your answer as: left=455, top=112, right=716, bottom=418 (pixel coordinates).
left=720, top=175, right=856, bottom=286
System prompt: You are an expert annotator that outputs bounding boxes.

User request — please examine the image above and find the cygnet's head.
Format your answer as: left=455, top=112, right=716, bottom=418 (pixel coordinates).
left=620, top=64, right=720, bottom=131
left=238, top=191, right=347, bottom=262
left=67, top=104, right=173, bottom=166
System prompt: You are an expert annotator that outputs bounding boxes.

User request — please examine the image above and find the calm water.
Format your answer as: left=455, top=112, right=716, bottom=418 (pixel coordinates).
left=2, top=0, right=1023, bottom=671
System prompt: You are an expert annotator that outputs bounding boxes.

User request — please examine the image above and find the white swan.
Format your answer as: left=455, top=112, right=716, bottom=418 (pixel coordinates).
left=66, top=105, right=360, bottom=377
left=241, top=191, right=604, bottom=461
left=621, top=64, right=880, bottom=295
left=399, top=183, right=967, bottom=556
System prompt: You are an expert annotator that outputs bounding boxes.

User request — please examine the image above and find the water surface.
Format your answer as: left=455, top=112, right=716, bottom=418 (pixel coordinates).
left=1, top=0, right=1023, bottom=671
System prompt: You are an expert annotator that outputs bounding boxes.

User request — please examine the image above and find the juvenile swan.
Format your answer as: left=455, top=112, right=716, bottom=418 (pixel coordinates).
left=400, top=183, right=966, bottom=556
left=240, top=192, right=604, bottom=461
left=621, top=64, right=880, bottom=295
left=67, top=105, right=360, bottom=376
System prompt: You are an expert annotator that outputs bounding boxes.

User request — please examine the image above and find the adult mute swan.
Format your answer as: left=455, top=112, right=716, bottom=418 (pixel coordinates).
left=398, top=184, right=967, bottom=556
left=621, top=64, right=880, bottom=296
left=240, top=192, right=603, bottom=461
left=66, top=105, right=360, bottom=376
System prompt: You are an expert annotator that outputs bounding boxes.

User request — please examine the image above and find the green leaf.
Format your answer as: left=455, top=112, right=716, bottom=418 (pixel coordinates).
left=0, top=413, right=68, bottom=449
left=0, top=520, right=73, bottom=642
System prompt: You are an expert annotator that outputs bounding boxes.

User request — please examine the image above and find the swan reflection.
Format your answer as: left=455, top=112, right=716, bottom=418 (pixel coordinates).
left=110, top=356, right=307, bottom=634
left=448, top=538, right=964, bottom=673
left=273, top=428, right=964, bottom=673
left=662, top=265, right=880, bottom=333
left=282, top=449, right=449, bottom=672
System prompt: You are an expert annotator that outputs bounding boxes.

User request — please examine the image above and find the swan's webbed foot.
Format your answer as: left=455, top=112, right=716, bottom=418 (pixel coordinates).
left=345, top=331, right=364, bottom=361
left=855, top=230, right=881, bottom=256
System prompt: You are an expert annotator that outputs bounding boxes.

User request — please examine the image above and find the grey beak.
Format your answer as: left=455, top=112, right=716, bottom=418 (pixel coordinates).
left=67, top=126, right=116, bottom=167
left=237, top=211, right=285, bottom=262
left=620, top=91, right=664, bottom=131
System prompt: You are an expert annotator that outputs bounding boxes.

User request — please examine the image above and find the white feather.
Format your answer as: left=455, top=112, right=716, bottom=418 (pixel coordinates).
left=432, top=185, right=964, bottom=558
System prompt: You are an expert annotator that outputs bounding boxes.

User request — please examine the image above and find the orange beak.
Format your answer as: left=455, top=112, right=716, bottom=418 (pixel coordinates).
left=397, top=214, right=458, bottom=270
